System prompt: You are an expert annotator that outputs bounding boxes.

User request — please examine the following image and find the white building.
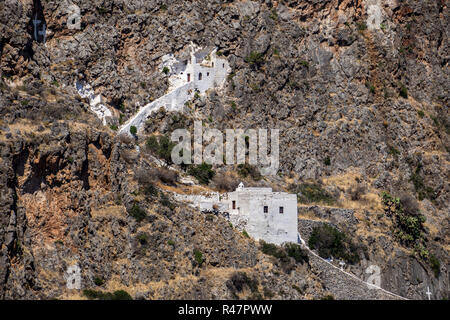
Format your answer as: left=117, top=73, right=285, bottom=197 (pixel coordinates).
left=119, top=44, right=231, bottom=134
left=225, top=183, right=298, bottom=245
left=174, top=183, right=298, bottom=245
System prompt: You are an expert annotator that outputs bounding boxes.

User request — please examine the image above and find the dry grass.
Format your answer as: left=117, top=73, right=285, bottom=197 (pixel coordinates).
left=91, top=205, right=126, bottom=218
left=322, top=171, right=384, bottom=212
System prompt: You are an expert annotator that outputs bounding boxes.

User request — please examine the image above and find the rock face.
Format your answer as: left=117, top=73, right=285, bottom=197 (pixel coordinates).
left=0, top=0, right=448, bottom=300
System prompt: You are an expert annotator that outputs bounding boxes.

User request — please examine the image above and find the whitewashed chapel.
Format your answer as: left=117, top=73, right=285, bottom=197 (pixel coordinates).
left=175, top=183, right=298, bottom=245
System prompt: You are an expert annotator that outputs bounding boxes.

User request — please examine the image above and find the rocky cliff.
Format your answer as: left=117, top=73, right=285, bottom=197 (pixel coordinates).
left=0, top=0, right=448, bottom=300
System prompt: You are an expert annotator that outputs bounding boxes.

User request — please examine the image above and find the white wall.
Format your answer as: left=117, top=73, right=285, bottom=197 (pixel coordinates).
left=172, top=186, right=298, bottom=246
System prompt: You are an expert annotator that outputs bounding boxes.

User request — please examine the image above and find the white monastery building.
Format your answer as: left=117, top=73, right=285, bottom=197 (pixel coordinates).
left=175, top=183, right=298, bottom=245
left=119, top=44, right=230, bottom=134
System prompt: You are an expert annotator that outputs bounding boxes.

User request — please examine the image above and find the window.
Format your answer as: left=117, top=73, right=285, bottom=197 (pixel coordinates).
left=263, top=206, right=268, bottom=213
left=279, top=207, right=284, bottom=214
left=232, top=201, right=236, bottom=210
left=207, top=72, right=210, bottom=77
left=198, top=73, right=202, bottom=80
left=187, top=74, right=191, bottom=82
left=223, top=63, right=225, bottom=68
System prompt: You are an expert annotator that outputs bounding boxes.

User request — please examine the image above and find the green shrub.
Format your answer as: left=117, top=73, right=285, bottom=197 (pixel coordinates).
left=388, top=145, right=400, bottom=159
left=159, top=192, right=175, bottom=210
left=145, top=135, right=159, bottom=153
left=167, top=239, right=175, bottom=247
left=112, top=290, right=133, bottom=300
left=321, top=294, right=335, bottom=300
left=261, top=241, right=286, bottom=259
left=357, top=22, right=367, bottom=31
left=143, top=183, right=158, bottom=197
left=323, top=156, right=331, bottom=166
left=130, top=126, right=137, bottom=135
left=188, top=163, right=215, bottom=184
left=429, top=254, right=440, bottom=277
left=382, top=192, right=427, bottom=249
left=399, top=85, right=408, bottom=99
left=417, top=110, right=425, bottom=118
left=237, top=163, right=262, bottom=181
left=284, top=243, right=309, bottom=264
left=244, top=51, right=264, bottom=68
left=162, top=66, right=170, bottom=74
left=290, top=183, right=336, bottom=205
left=292, top=285, right=303, bottom=295
left=128, top=203, right=146, bottom=222
left=409, top=163, right=436, bottom=201
left=242, top=230, right=250, bottom=238
left=298, top=60, right=309, bottom=68
left=94, top=277, right=104, bottom=286
left=193, top=248, right=204, bottom=266
left=308, top=224, right=361, bottom=264
left=137, top=232, right=149, bottom=245
left=83, top=289, right=102, bottom=300
left=83, top=289, right=132, bottom=300
left=109, top=124, right=118, bottom=131
left=96, top=7, right=108, bottom=15
left=269, top=9, right=278, bottom=21
left=226, top=272, right=258, bottom=294
left=145, top=135, right=176, bottom=164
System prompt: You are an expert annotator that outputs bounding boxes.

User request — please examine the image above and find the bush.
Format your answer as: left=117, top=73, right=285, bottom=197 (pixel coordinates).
left=242, top=230, right=250, bottom=238
left=290, top=183, right=336, bottom=205
left=349, top=183, right=366, bottom=201
left=145, top=135, right=159, bottom=152
left=269, top=9, right=278, bottom=21
left=429, top=254, right=440, bottom=277
left=153, top=167, right=178, bottom=185
left=323, top=156, right=331, bottom=166
left=226, top=272, right=258, bottom=294
left=188, top=163, right=215, bottom=185
left=193, top=248, right=204, bottom=266
left=244, top=51, right=264, bottom=68
left=399, top=85, right=408, bottom=99
left=167, top=239, right=175, bottom=247
left=308, top=224, right=361, bottom=264
left=143, top=183, right=158, bottom=197
left=284, top=243, right=309, bottom=264
left=94, top=277, right=104, bottom=286
left=237, top=163, right=262, bottom=181
left=83, top=289, right=132, bottom=300
left=130, top=126, right=137, bottom=135
left=137, top=232, right=149, bottom=245
left=128, top=203, right=146, bottom=222
left=112, top=290, right=133, bottom=300
left=162, top=66, right=170, bottom=74
left=382, top=192, right=426, bottom=248
left=159, top=192, right=175, bottom=210
left=261, top=241, right=286, bottom=259
left=409, top=163, right=435, bottom=201
left=213, top=173, right=238, bottom=192
left=145, top=135, right=176, bottom=164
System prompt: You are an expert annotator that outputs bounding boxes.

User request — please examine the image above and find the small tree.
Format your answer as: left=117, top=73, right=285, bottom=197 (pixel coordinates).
left=188, top=163, right=215, bottom=184
left=130, top=125, right=137, bottom=135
